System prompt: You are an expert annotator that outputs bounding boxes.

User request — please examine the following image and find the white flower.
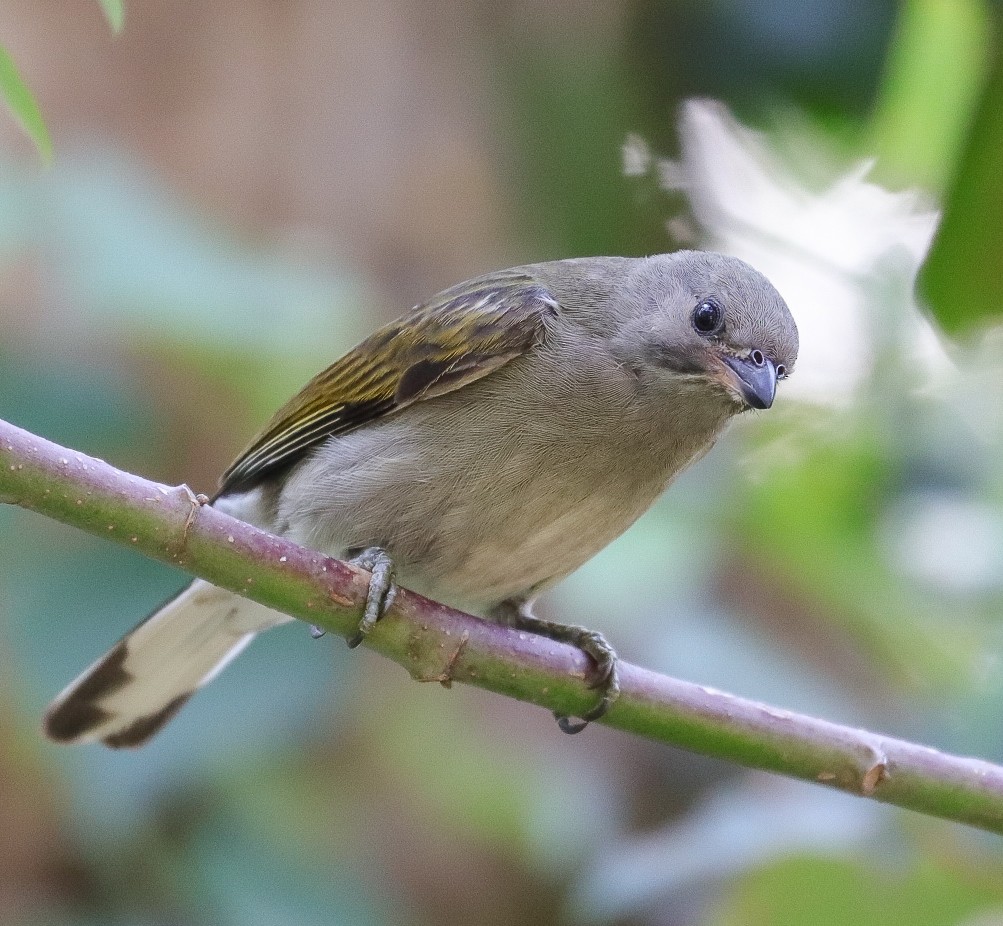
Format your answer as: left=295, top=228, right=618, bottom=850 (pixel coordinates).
left=659, top=100, right=945, bottom=404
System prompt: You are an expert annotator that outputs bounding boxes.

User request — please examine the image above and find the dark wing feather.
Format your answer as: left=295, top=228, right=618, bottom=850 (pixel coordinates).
left=217, top=270, right=558, bottom=496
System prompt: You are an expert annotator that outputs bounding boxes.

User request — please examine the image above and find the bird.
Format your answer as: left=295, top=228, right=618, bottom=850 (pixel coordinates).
left=43, top=250, right=798, bottom=747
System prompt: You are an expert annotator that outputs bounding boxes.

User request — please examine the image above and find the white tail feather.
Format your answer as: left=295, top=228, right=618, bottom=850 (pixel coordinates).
left=44, top=580, right=291, bottom=747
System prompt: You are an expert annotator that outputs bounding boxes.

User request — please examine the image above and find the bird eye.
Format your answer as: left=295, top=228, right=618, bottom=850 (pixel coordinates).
left=692, top=300, right=724, bottom=335
left=776, top=364, right=788, bottom=379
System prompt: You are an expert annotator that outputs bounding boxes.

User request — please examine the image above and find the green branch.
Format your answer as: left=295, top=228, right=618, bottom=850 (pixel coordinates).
left=2, top=415, right=1003, bottom=834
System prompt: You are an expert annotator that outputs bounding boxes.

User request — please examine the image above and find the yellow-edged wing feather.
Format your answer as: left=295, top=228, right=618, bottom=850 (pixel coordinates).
left=218, top=270, right=558, bottom=496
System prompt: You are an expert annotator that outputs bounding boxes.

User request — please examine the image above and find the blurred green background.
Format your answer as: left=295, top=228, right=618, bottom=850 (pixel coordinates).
left=2, top=1, right=1003, bottom=924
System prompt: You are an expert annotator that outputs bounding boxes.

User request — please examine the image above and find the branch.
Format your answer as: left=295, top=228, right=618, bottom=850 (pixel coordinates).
left=2, top=416, right=1003, bottom=835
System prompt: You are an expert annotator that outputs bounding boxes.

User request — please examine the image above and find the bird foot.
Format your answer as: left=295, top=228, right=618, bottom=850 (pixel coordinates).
left=495, top=601, right=620, bottom=734
left=550, top=626, right=620, bottom=734
left=346, top=546, right=396, bottom=648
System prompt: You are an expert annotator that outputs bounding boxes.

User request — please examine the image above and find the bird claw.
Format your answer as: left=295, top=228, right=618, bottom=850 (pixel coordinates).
left=346, top=546, right=396, bottom=648
left=494, top=602, right=620, bottom=735
left=553, top=627, right=620, bottom=734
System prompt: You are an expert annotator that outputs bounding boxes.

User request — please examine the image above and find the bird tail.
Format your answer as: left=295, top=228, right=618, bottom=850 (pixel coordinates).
left=43, top=579, right=289, bottom=748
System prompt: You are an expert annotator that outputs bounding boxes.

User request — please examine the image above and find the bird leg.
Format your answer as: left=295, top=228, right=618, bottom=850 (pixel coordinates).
left=493, top=599, right=620, bottom=734
left=311, top=546, right=396, bottom=647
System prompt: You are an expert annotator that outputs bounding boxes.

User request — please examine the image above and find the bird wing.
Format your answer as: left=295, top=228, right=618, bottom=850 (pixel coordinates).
left=217, top=270, right=558, bottom=495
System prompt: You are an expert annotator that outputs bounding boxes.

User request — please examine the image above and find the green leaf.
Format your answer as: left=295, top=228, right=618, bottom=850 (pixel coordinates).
left=919, top=40, right=1003, bottom=335
left=98, top=0, right=125, bottom=34
left=0, top=45, right=52, bottom=163
left=868, top=0, right=991, bottom=193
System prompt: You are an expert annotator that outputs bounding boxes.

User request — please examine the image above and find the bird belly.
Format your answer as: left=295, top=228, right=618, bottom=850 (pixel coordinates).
left=274, top=415, right=691, bottom=615
left=411, top=486, right=664, bottom=611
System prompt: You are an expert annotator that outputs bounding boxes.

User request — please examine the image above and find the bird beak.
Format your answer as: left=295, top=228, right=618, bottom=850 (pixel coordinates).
left=721, top=353, right=777, bottom=410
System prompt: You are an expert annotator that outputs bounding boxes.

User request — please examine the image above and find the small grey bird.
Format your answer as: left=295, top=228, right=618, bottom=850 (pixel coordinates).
left=44, top=251, right=798, bottom=747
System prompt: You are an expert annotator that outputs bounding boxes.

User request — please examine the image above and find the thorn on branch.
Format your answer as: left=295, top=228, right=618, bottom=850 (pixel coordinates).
left=172, top=484, right=208, bottom=559
left=413, top=631, right=469, bottom=688
left=862, top=758, right=890, bottom=796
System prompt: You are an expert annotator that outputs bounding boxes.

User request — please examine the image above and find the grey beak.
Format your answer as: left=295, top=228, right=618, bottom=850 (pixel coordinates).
left=723, top=352, right=777, bottom=410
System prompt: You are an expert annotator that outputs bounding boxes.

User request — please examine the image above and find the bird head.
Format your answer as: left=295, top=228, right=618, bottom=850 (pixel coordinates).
left=621, top=251, right=799, bottom=412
